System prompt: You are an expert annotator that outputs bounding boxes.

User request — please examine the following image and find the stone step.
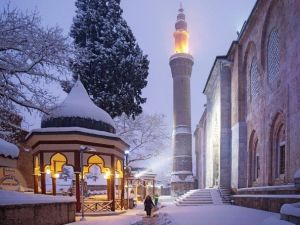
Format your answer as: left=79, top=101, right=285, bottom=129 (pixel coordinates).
left=176, top=202, right=213, bottom=206
left=182, top=193, right=211, bottom=197
left=175, top=188, right=229, bottom=206
left=181, top=197, right=212, bottom=200
left=179, top=201, right=213, bottom=204
left=180, top=198, right=212, bottom=202
left=178, top=196, right=210, bottom=200
left=179, top=195, right=211, bottom=198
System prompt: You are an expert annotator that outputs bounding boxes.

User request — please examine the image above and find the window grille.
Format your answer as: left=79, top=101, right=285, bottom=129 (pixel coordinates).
left=267, top=29, right=280, bottom=83
left=250, top=58, right=260, bottom=100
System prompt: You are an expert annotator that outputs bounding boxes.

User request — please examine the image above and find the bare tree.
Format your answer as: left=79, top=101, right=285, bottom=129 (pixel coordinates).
left=0, top=4, right=71, bottom=115
left=114, top=113, right=170, bottom=165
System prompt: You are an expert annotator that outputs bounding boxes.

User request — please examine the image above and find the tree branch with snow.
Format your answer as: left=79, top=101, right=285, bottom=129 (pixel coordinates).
left=0, top=4, right=72, bottom=117
left=114, top=113, right=170, bottom=165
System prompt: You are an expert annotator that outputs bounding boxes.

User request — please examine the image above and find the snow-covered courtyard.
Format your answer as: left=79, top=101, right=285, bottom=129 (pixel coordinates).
left=67, top=201, right=287, bottom=225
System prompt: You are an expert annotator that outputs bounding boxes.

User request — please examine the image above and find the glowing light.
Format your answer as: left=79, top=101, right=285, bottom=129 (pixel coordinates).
left=115, top=173, right=120, bottom=179
left=174, top=30, right=189, bottom=54
left=46, top=169, right=51, bottom=175
left=104, top=170, right=111, bottom=179
left=54, top=173, right=59, bottom=179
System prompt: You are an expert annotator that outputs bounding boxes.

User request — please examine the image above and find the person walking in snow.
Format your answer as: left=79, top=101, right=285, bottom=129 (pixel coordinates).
left=144, top=195, right=155, bottom=217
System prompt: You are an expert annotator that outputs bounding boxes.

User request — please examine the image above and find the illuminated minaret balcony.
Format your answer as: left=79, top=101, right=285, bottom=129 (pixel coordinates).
left=174, top=6, right=189, bottom=54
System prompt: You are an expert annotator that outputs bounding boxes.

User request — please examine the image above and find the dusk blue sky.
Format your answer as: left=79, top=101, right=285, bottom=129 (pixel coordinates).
left=1, top=0, right=256, bottom=173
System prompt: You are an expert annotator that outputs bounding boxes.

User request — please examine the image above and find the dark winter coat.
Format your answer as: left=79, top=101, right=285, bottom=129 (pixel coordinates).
left=144, top=197, right=155, bottom=211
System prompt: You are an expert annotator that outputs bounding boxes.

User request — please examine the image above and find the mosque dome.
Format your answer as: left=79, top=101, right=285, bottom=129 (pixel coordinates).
left=41, top=80, right=116, bottom=133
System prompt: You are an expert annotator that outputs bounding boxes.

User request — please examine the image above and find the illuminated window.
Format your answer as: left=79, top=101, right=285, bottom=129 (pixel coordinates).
left=267, top=29, right=280, bottom=83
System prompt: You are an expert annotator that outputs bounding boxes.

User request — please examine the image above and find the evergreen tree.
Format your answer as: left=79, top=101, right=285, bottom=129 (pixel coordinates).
left=69, top=0, right=149, bottom=118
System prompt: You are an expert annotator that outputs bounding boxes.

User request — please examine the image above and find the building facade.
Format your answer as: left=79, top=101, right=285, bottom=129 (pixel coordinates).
left=170, top=6, right=194, bottom=196
left=195, top=0, right=300, bottom=209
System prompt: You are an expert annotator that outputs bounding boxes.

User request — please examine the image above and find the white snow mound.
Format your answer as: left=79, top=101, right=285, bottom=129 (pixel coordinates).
left=294, top=169, right=300, bottom=179
left=43, top=80, right=115, bottom=128
left=263, top=216, right=295, bottom=225
left=0, top=138, right=19, bottom=158
left=280, top=202, right=300, bottom=217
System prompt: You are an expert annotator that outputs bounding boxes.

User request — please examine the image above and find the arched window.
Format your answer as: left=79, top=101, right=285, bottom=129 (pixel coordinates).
left=49, top=153, right=67, bottom=174
left=267, top=29, right=280, bottom=83
left=275, top=124, right=285, bottom=178
left=270, top=113, right=286, bottom=184
left=249, top=58, right=260, bottom=100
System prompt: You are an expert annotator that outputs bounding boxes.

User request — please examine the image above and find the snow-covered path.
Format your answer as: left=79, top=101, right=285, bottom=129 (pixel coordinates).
left=67, top=202, right=285, bottom=225
left=161, top=203, right=281, bottom=225
left=66, top=204, right=145, bottom=225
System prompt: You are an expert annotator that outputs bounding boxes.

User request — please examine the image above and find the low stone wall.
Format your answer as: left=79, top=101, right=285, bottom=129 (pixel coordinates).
left=0, top=201, right=76, bottom=225
left=237, top=185, right=300, bottom=195
left=233, top=195, right=300, bottom=213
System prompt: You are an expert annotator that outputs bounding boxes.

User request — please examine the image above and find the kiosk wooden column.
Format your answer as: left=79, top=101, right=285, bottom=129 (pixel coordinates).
left=52, top=177, right=57, bottom=195
left=74, top=152, right=81, bottom=212
left=111, top=155, right=115, bottom=211
left=40, top=153, right=46, bottom=194
left=33, top=174, right=39, bottom=193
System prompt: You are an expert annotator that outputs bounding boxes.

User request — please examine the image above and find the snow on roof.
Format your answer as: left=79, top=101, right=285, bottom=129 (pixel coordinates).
left=0, top=190, right=76, bottom=206
left=233, top=194, right=300, bottom=199
left=43, top=80, right=115, bottom=128
left=0, top=138, right=19, bottom=159
left=294, top=169, right=300, bottom=179
left=28, top=127, right=119, bottom=139
left=238, top=184, right=295, bottom=191
left=169, top=53, right=194, bottom=62
left=280, top=202, right=300, bottom=218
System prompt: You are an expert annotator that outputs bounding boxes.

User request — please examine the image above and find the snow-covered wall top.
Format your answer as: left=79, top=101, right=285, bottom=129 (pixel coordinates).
left=28, top=127, right=119, bottom=139
left=43, top=80, right=115, bottom=128
left=0, top=190, right=76, bottom=206
left=294, top=169, right=300, bottom=179
left=0, top=138, right=19, bottom=159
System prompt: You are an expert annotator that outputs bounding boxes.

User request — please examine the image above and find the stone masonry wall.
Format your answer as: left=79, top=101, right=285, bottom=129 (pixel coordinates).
left=0, top=202, right=76, bottom=225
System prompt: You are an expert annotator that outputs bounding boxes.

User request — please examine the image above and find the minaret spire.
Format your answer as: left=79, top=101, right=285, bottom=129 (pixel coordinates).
left=169, top=6, right=194, bottom=197
left=179, top=2, right=183, bottom=12
left=174, top=3, right=189, bottom=53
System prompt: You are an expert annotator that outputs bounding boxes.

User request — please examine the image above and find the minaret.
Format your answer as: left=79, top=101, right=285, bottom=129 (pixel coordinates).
left=170, top=4, right=194, bottom=196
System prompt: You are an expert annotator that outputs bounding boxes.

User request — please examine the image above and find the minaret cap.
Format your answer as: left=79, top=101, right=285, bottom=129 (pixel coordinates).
left=175, top=3, right=187, bottom=30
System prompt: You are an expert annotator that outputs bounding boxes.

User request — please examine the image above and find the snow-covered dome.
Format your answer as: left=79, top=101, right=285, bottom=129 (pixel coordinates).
left=42, top=80, right=116, bottom=133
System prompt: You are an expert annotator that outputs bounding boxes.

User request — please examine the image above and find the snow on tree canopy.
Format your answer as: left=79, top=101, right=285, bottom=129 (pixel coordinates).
left=42, top=80, right=116, bottom=133
left=0, top=138, right=19, bottom=159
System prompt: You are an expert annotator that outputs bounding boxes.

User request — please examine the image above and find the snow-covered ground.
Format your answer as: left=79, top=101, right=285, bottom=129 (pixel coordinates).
left=67, top=204, right=143, bottom=225
left=160, top=203, right=287, bottom=225
left=67, top=201, right=292, bottom=225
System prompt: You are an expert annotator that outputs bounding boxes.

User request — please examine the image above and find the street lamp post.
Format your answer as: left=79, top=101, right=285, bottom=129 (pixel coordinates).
left=124, top=150, right=129, bottom=209
left=79, top=145, right=96, bottom=222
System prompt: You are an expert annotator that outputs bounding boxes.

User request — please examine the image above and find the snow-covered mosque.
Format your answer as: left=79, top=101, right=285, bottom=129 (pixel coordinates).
left=194, top=0, right=300, bottom=212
